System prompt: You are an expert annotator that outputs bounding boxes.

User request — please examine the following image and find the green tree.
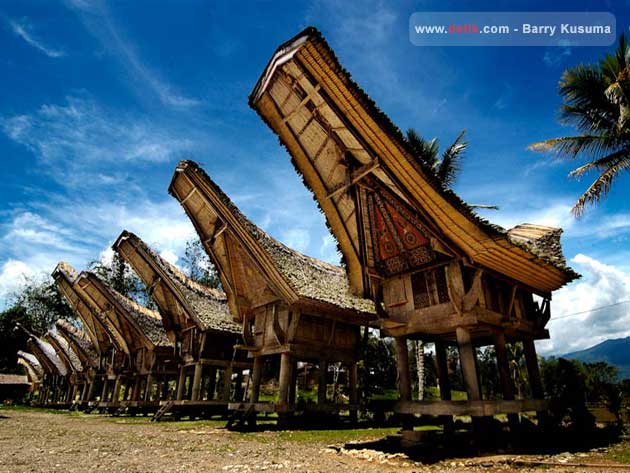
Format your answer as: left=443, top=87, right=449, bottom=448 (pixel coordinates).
left=0, top=306, right=32, bottom=373
left=530, top=32, right=630, bottom=216
left=181, top=239, right=220, bottom=288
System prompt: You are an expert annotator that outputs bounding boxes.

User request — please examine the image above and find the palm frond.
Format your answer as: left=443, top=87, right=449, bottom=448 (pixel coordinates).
left=528, top=134, right=620, bottom=159
left=572, top=157, right=630, bottom=217
left=406, top=128, right=439, bottom=168
left=436, top=130, right=467, bottom=188
left=568, top=148, right=630, bottom=178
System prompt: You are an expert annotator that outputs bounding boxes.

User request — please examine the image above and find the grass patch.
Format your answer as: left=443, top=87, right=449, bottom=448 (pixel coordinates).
left=606, top=437, right=630, bottom=464
left=269, top=426, right=400, bottom=443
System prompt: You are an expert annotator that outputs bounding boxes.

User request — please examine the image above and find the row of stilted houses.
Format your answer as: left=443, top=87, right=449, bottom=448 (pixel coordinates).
left=16, top=27, right=578, bottom=433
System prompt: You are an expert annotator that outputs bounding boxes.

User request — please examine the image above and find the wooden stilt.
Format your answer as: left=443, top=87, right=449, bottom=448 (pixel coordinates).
left=250, top=357, right=263, bottom=402
left=176, top=367, right=186, bottom=401
left=100, top=378, right=109, bottom=402
left=192, top=363, right=203, bottom=401
left=131, top=376, right=141, bottom=401
left=222, top=364, right=233, bottom=401
left=523, top=339, right=547, bottom=426
left=289, top=359, right=298, bottom=405
left=394, top=337, right=413, bottom=430
left=112, top=376, right=122, bottom=403
left=81, top=382, right=89, bottom=402
left=348, top=362, right=358, bottom=423
left=207, top=367, right=217, bottom=400
left=122, top=380, right=130, bottom=401
left=144, top=374, right=154, bottom=402
left=318, top=360, right=327, bottom=404
left=494, top=332, right=520, bottom=431
left=86, top=378, right=96, bottom=402
left=278, top=353, right=293, bottom=405
left=161, top=377, right=170, bottom=399
left=456, top=327, right=481, bottom=401
left=234, top=370, right=244, bottom=401
left=435, top=341, right=454, bottom=433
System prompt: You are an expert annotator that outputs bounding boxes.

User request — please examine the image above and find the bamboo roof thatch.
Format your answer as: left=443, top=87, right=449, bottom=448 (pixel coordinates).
left=113, top=230, right=239, bottom=337
left=249, top=27, right=579, bottom=296
left=75, top=271, right=172, bottom=352
left=169, top=160, right=376, bottom=323
left=46, top=329, right=83, bottom=373
left=52, top=262, right=115, bottom=355
left=17, top=351, right=44, bottom=381
left=26, top=336, right=67, bottom=377
left=55, top=319, right=99, bottom=369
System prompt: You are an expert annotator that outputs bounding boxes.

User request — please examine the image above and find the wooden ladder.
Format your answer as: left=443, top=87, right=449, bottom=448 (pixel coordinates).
left=151, top=400, right=175, bottom=422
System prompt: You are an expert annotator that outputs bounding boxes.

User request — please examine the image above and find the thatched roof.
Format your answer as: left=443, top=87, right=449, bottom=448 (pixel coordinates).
left=249, top=26, right=579, bottom=295
left=170, top=160, right=376, bottom=318
left=17, top=351, right=43, bottom=379
left=113, top=230, right=240, bottom=334
left=27, top=336, right=67, bottom=376
left=507, top=224, right=568, bottom=269
left=55, top=319, right=99, bottom=369
left=77, top=272, right=172, bottom=349
left=0, top=374, right=29, bottom=385
left=52, top=262, right=114, bottom=355
left=46, top=329, right=83, bottom=373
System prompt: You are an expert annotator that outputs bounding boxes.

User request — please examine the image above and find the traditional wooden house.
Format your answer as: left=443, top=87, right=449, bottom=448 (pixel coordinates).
left=169, top=160, right=376, bottom=425
left=17, top=351, right=43, bottom=402
left=74, top=271, right=177, bottom=412
left=55, top=319, right=100, bottom=406
left=52, top=262, right=129, bottom=407
left=113, top=230, right=249, bottom=419
left=0, top=374, right=30, bottom=403
left=45, top=327, right=84, bottom=405
left=19, top=327, right=69, bottom=406
left=249, top=27, right=579, bottom=428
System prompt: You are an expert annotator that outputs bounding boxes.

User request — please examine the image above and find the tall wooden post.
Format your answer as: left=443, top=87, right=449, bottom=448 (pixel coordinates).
left=100, top=377, right=109, bottom=402
left=80, top=381, right=89, bottom=402
left=234, top=370, right=244, bottom=401
left=86, top=378, right=96, bottom=402
left=161, top=377, right=170, bottom=399
left=455, top=327, right=481, bottom=401
left=394, top=336, right=413, bottom=430
left=278, top=353, right=293, bottom=405
left=317, top=360, right=327, bottom=404
left=176, top=366, right=187, bottom=401
left=289, top=360, right=298, bottom=405
left=191, top=363, right=204, bottom=401
left=348, top=362, right=359, bottom=423
left=435, top=341, right=454, bottom=433
left=523, top=339, right=547, bottom=426
left=207, top=367, right=217, bottom=400
left=222, top=364, right=233, bottom=401
left=131, top=376, right=141, bottom=401
left=112, top=375, right=122, bottom=403
left=494, top=332, right=520, bottom=431
left=249, top=357, right=263, bottom=403
left=122, top=380, right=131, bottom=401
left=144, top=374, right=153, bottom=402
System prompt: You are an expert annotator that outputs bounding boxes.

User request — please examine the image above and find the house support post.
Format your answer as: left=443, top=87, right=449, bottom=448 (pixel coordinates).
left=289, top=360, right=298, bottom=405
left=131, top=376, right=141, bottom=401
left=86, top=378, right=96, bottom=402
left=318, top=360, right=327, bottom=404
left=222, top=364, right=233, bottom=401
left=394, top=336, right=413, bottom=430
left=278, top=353, right=294, bottom=427
left=144, top=374, right=153, bottom=402
left=191, top=363, right=203, bottom=401
left=100, top=377, right=109, bottom=403
left=456, top=326, right=485, bottom=437
left=523, top=339, right=547, bottom=427
left=176, top=366, right=186, bottom=401
left=207, top=367, right=217, bottom=400
left=348, top=362, right=359, bottom=424
left=494, top=331, right=520, bottom=433
left=112, top=375, right=122, bottom=403
left=435, top=341, right=454, bottom=434
left=249, top=357, right=263, bottom=403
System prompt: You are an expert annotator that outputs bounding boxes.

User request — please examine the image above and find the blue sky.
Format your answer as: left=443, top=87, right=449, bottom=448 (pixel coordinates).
left=1, top=0, right=630, bottom=355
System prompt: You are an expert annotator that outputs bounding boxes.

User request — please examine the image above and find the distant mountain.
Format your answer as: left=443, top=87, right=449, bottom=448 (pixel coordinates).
left=563, top=337, right=630, bottom=379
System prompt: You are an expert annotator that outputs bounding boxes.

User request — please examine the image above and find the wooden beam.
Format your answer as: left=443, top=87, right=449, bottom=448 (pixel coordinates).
left=456, top=326, right=481, bottom=401
left=271, top=305, right=286, bottom=345
left=278, top=353, right=293, bottom=406
left=325, top=159, right=380, bottom=201
left=395, top=399, right=548, bottom=416
left=249, top=357, right=263, bottom=403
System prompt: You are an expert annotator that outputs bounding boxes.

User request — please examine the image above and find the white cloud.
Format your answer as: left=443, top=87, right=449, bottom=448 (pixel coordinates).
left=538, top=254, right=630, bottom=356
left=0, top=260, right=36, bottom=304
left=159, top=249, right=178, bottom=266
left=9, top=19, right=65, bottom=58
left=1, top=95, right=193, bottom=189
left=65, top=0, right=199, bottom=108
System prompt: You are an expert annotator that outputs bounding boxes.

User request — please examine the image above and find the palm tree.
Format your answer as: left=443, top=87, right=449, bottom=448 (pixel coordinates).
left=529, top=32, right=630, bottom=217
left=404, top=128, right=472, bottom=400
left=406, top=129, right=468, bottom=189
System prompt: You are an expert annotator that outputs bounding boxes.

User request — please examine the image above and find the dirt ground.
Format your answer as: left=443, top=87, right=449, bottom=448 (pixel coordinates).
left=0, top=407, right=629, bottom=473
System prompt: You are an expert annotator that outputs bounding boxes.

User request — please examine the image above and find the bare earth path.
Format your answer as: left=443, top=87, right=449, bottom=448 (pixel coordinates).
left=0, top=408, right=628, bottom=472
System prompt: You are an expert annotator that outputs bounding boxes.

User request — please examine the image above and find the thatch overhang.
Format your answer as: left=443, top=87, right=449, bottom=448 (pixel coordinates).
left=46, top=329, right=83, bottom=373
left=169, top=160, right=376, bottom=324
left=75, top=271, right=172, bottom=354
left=26, top=336, right=67, bottom=377
left=113, top=230, right=239, bottom=340
left=52, top=262, right=114, bottom=356
left=17, top=351, right=44, bottom=381
left=55, top=319, right=99, bottom=369
left=249, top=27, right=579, bottom=297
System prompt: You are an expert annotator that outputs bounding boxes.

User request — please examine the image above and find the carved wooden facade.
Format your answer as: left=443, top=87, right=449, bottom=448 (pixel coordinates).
left=169, top=161, right=376, bottom=423
left=250, top=27, right=579, bottom=426
left=114, top=230, right=250, bottom=416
